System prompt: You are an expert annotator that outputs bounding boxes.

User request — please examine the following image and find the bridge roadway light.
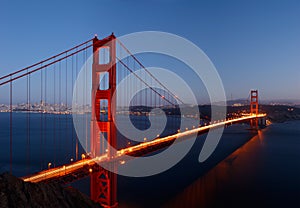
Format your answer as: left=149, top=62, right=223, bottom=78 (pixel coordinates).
left=81, top=154, right=86, bottom=160
left=48, top=162, right=52, bottom=169
left=70, top=158, right=74, bottom=162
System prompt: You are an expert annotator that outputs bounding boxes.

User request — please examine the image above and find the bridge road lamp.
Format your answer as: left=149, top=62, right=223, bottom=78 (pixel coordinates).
left=48, top=162, right=52, bottom=169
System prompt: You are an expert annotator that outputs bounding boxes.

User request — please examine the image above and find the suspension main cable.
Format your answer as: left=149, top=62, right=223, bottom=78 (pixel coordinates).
left=0, top=44, right=92, bottom=86
left=0, top=39, right=93, bottom=81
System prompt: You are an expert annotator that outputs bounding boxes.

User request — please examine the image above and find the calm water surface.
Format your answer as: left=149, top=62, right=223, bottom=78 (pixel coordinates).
left=1, top=113, right=299, bottom=207
left=163, top=121, right=300, bottom=208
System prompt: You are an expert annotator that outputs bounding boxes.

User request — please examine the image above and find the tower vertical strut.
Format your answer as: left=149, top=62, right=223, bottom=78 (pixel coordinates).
left=90, top=34, right=117, bottom=207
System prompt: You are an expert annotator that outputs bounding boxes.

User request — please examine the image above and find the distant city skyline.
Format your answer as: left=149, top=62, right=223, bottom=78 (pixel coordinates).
left=0, top=0, right=299, bottom=101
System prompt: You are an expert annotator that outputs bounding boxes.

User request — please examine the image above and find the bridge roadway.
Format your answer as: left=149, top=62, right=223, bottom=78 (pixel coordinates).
left=22, top=114, right=266, bottom=184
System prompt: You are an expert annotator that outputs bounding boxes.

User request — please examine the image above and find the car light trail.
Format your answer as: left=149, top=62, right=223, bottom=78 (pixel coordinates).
left=22, top=114, right=266, bottom=183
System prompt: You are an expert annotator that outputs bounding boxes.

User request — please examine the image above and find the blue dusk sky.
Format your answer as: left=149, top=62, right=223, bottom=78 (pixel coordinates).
left=0, top=0, right=299, bottom=102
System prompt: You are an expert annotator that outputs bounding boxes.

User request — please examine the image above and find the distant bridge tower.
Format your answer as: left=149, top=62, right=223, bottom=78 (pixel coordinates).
left=91, top=34, right=117, bottom=207
left=250, top=90, right=259, bottom=129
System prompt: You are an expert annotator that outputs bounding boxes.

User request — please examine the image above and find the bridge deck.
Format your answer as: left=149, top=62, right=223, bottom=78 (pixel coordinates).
left=22, top=114, right=266, bottom=183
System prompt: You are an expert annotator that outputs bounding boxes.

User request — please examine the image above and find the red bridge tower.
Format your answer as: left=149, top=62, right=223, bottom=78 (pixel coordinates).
left=250, top=90, right=259, bottom=129
left=91, top=34, right=117, bottom=207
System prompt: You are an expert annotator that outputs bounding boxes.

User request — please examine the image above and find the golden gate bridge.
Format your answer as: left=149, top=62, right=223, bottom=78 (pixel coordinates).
left=0, top=34, right=266, bottom=207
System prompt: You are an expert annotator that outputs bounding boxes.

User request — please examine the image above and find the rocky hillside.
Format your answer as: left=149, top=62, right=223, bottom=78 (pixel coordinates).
left=261, top=105, right=300, bottom=122
left=0, top=173, right=101, bottom=208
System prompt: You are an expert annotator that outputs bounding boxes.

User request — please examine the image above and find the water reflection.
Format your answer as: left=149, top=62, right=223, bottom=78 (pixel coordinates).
left=163, top=129, right=266, bottom=208
left=164, top=122, right=300, bottom=207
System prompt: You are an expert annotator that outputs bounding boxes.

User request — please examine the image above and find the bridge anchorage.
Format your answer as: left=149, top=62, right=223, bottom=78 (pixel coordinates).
left=0, top=33, right=267, bottom=207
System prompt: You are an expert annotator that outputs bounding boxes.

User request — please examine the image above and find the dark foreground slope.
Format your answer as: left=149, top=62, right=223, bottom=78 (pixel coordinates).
left=0, top=173, right=101, bottom=208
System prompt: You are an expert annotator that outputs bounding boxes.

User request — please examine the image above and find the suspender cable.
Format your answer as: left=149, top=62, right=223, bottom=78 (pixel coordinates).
left=26, top=70, right=31, bottom=174
left=71, top=54, right=74, bottom=160
left=85, top=45, right=88, bottom=153
left=9, top=77, right=13, bottom=174
left=53, top=61, right=56, bottom=167
left=75, top=50, right=78, bottom=161
left=65, top=52, right=68, bottom=161
left=40, top=64, right=43, bottom=170
left=59, top=61, right=62, bottom=164
left=44, top=66, right=47, bottom=168
left=82, top=48, right=86, bottom=152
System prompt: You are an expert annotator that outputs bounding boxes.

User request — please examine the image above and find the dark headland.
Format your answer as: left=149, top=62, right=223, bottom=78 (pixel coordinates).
left=0, top=173, right=101, bottom=208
